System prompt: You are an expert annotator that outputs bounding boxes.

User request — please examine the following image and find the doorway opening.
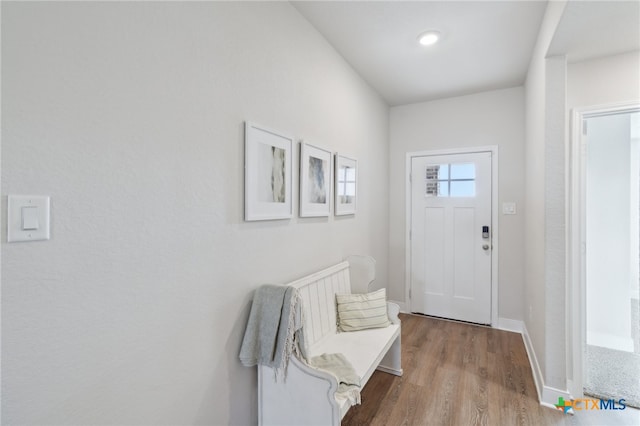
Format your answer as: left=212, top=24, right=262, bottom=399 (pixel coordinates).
left=570, top=104, right=640, bottom=408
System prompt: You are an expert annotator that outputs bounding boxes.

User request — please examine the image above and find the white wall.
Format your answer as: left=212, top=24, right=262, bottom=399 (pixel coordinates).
left=543, top=54, right=568, bottom=390
left=389, top=87, right=526, bottom=322
left=1, top=2, right=390, bottom=424
left=523, top=0, right=567, bottom=397
left=568, top=51, right=640, bottom=108
left=524, top=39, right=548, bottom=387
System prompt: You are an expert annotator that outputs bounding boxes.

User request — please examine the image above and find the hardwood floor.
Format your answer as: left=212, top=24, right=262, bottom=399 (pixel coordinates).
left=342, top=314, right=572, bottom=426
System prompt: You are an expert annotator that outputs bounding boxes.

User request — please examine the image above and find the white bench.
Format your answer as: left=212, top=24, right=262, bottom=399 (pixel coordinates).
left=258, top=256, right=403, bottom=425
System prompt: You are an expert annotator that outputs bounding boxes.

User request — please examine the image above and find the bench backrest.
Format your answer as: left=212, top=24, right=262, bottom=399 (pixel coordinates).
left=287, top=261, right=351, bottom=348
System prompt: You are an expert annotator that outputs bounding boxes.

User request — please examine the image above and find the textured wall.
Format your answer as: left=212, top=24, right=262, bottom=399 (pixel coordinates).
left=389, top=86, right=526, bottom=322
left=523, top=0, right=568, bottom=393
left=543, top=55, right=567, bottom=390
left=1, top=2, right=389, bottom=424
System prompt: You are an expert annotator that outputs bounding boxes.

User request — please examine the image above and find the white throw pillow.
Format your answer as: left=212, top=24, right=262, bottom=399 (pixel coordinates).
left=336, top=288, right=391, bottom=332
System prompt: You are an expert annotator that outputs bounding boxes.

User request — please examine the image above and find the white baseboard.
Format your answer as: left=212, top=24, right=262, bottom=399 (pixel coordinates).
left=587, top=330, right=634, bottom=352
left=566, top=379, right=576, bottom=399
left=376, top=365, right=403, bottom=376
left=521, top=323, right=571, bottom=407
left=542, top=385, right=572, bottom=409
left=521, top=323, right=545, bottom=403
left=496, top=317, right=523, bottom=333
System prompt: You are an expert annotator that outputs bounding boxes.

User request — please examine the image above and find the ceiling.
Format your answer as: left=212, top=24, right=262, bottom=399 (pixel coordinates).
left=548, top=0, right=640, bottom=62
left=293, top=1, right=640, bottom=107
left=292, top=1, right=547, bottom=106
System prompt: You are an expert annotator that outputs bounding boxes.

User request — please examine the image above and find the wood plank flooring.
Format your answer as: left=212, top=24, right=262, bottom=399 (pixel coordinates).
left=343, top=314, right=569, bottom=426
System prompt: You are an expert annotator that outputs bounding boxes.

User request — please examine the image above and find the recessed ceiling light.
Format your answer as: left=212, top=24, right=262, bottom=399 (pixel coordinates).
left=418, top=31, right=441, bottom=46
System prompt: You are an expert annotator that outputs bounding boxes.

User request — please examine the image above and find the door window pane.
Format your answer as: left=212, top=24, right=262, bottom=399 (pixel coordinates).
left=426, top=164, right=449, bottom=180
left=426, top=182, right=439, bottom=196
left=450, top=181, right=475, bottom=197
left=426, top=181, right=452, bottom=197
left=438, top=182, right=449, bottom=197
left=424, top=162, right=475, bottom=197
left=450, top=163, right=475, bottom=180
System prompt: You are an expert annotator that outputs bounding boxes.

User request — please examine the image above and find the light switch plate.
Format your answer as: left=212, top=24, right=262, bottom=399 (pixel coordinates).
left=8, top=195, right=50, bottom=242
left=21, top=206, right=40, bottom=230
left=502, top=202, right=517, bottom=215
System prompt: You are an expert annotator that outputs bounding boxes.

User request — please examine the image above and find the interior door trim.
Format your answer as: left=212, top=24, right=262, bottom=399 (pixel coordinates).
left=405, top=146, right=499, bottom=326
left=568, top=101, right=640, bottom=399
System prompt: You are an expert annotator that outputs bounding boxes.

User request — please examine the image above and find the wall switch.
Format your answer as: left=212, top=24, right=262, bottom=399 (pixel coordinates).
left=502, top=202, right=517, bottom=215
left=8, top=195, right=50, bottom=242
left=21, top=206, right=40, bottom=230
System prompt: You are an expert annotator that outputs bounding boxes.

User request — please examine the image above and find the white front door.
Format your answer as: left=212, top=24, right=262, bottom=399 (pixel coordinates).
left=410, top=151, right=492, bottom=324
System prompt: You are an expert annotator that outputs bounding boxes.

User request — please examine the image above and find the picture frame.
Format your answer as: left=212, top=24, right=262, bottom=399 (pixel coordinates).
left=299, top=143, right=332, bottom=217
left=244, top=122, right=293, bottom=221
left=334, top=155, right=357, bottom=216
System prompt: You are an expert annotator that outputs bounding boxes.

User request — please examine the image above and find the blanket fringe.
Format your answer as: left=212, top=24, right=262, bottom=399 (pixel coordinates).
left=336, top=385, right=361, bottom=406
left=276, top=289, right=302, bottom=381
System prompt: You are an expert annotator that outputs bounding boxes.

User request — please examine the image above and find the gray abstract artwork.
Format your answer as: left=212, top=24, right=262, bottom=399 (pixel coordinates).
left=258, top=143, right=286, bottom=203
left=308, top=156, right=326, bottom=204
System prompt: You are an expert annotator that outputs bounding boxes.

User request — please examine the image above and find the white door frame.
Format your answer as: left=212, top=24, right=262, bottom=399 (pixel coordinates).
left=568, top=101, right=640, bottom=399
left=405, top=146, right=499, bottom=326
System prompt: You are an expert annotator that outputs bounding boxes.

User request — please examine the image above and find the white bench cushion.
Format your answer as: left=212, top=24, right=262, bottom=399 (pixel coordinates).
left=307, top=323, right=401, bottom=386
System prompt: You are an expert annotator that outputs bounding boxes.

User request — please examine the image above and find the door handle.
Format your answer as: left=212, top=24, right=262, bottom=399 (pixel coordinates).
left=482, top=244, right=490, bottom=250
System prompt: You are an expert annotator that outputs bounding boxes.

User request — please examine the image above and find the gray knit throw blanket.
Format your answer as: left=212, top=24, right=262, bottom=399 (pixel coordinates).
left=239, top=284, right=301, bottom=377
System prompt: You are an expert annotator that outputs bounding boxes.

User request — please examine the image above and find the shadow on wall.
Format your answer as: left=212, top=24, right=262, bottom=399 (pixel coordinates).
left=194, top=294, right=255, bottom=425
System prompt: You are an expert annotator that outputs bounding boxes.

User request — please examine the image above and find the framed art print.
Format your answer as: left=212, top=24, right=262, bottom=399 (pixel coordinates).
left=244, top=122, right=293, bottom=221
left=335, top=154, right=357, bottom=215
left=300, top=143, right=332, bottom=217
